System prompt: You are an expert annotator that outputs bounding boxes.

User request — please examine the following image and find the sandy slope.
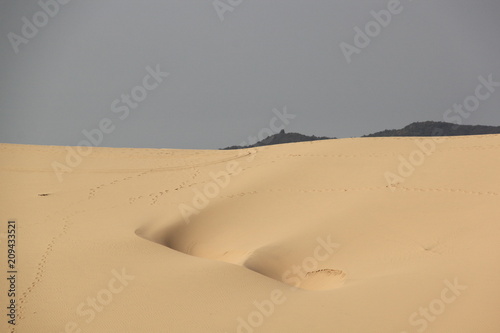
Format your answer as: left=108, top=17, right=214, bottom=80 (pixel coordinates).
left=0, top=135, right=499, bottom=333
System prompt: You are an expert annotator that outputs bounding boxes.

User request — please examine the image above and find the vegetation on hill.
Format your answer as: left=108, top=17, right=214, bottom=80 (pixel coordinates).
left=223, top=121, right=500, bottom=149
left=222, top=130, right=333, bottom=149
left=363, top=121, right=500, bottom=137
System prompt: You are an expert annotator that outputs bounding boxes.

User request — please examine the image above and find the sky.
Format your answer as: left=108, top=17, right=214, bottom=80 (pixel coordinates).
left=1, top=0, right=500, bottom=149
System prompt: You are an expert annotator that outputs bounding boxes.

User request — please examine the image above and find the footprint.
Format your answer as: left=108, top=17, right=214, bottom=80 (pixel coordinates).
left=299, top=269, right=347, bottom=290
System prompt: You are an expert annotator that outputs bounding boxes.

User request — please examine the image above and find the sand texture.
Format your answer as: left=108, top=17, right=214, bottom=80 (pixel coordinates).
left=0, top=135, right=499, bottom=332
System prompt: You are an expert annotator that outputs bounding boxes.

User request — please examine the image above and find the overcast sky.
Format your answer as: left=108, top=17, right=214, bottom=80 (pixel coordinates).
left=1, top=0, right=499, bottom=149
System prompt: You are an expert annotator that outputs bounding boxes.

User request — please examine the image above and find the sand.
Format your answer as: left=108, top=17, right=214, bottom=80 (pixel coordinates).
left=0, top=135, right=499, bottom=332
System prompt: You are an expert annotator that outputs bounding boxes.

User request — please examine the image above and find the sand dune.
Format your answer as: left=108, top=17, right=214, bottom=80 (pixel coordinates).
left=0, top=135, right=499, bottom=332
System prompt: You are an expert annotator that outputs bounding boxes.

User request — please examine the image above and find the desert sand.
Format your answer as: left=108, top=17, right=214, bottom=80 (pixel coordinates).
left=0, top=135, right=499, bottom=333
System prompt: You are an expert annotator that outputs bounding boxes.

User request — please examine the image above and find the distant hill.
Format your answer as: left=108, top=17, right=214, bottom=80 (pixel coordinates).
left=222, top=121, right=500, bottom=149
left=364, top=121, right=500, bottom=137
left=222, top=130, right=333, bottom=150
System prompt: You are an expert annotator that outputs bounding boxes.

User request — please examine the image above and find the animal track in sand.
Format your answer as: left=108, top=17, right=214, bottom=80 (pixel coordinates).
left=15, top=207, right=87, bottom=327
left=276, top=153, right=398, bottom=159
left=217, top=186, right=498, bottom=200
left=300, top=269, right=347, bottom=290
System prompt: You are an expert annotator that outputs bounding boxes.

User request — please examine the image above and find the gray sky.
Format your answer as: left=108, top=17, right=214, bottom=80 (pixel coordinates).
left=1, top=0, right=500, bottom=149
